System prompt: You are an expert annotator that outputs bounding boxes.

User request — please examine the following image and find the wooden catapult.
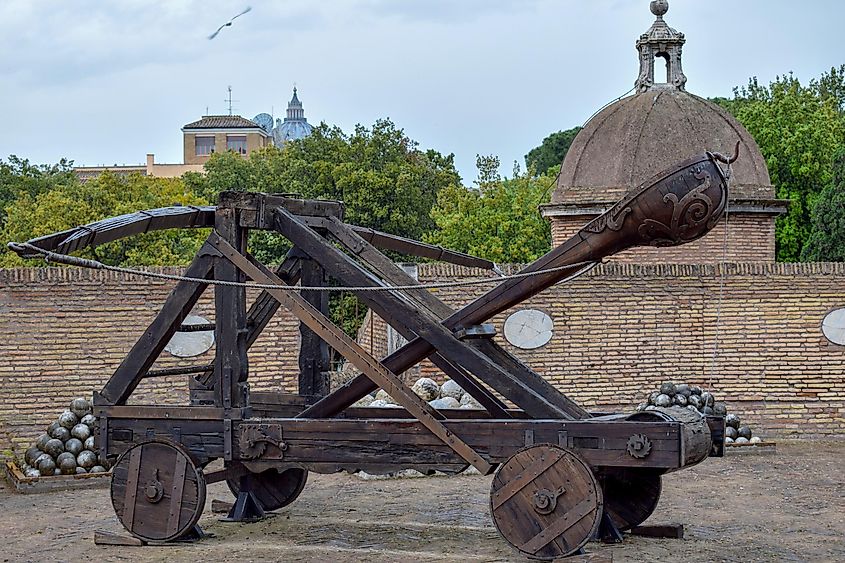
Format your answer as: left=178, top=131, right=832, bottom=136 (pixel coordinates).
left=10, top=149, right=736, bottom=559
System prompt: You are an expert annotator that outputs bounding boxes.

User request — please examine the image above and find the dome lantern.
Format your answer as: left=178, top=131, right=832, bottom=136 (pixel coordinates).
left=540, top=1, right=788, bottom=264
left=635, top=0, right=687, bottom=92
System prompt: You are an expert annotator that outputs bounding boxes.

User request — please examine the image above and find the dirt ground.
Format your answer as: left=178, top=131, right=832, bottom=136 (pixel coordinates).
left=1, top=441, right=843, bottom=563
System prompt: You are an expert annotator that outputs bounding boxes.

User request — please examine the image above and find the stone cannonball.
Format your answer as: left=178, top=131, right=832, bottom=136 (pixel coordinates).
left=50, top=426, right=71, bottom=442
left=411, top=378, right=440, bottom=402
left=47, top=421, right=62, bottom=436
left=44, top=438, right=64, bottom=458
left=749, top=436, right=762, bottom=444
left=57, top=452, right=77, bottom=474
left=368, top=399, right=389, bottom=408
left=429, top=397, right=460, bottom=410
left=36, top=434, right=51, bottom=451
left=737, top=426, right=753, bottom=440
left=81, top=414, right=97, bottom=428
left=636, top=403, right=648, bottom=412
left=725, top=414, right=741, bottom=428
left=71, top=423, right=91, bottom=441
left=460, top=393, right=482, bottom=409
left=90, top=465, right=107, bottom=474
left=65, top=438, right=84, bottom=456
left=735, top=436, right=749, bottom=444
left=673, top=394, right=688, bottom=407
left=25, top=468, right=41, bottom=478
left=713, top=402, right=728, bottom=416
left=648, top=391, right=660, bottom=405
left=702, top=406, right=714, bottom=415
left=659, top=382, right=676, bottom=396
left=700, top=392, right=715, bottom=408
left=686, top=404, right=699, bottom=413
left=724, top=436, right=734, bottom=444
left=690, top=385, right=702, bottom=396
left=84, top=436, right=96, bottom=451
left=675, top=384, right=691, bottom=398
left=687, top=394, right=702, bottom=409
left=70, top=397, right=91, bottom=419
left=655, top=393, right=672, bottom=408
left=97, top=452, right=111, bottom=469
left=37, top=455, right=56, bottom=476
left=75, top=467, right=87, bottom=475
left=25, top=446, right=43, bottom=466
left=374, top=389, right=396, bottom=404
left=440, top=379, right=465, bottom=401
left=59, top=411, right=79, bottom=430
left=725, top=426, right=738, bottom=440
left=77, top=450, right=97, bottom=470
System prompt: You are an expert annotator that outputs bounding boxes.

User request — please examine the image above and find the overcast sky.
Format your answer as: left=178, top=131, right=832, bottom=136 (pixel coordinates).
left=1, top=0, right=842, bottom=183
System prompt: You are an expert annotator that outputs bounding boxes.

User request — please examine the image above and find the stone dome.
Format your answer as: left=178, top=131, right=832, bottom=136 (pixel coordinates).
left=552, top=0, right=773, bottom=207
left=273, top=87, right=314, bottom=146
left=552, top=87, right=773, bottom=205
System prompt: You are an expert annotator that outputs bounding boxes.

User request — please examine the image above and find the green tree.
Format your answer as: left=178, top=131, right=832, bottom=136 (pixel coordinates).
left=190, top=118, right=461, bottom=258
left=524, top=127, right=582, bottom=176
left=0, top=155, right=76, bottom=228
left=801, top=149, right=845, bottom=261
left=716, top=66, right=845, bottom=261
left=1, top=172, right=209, bottom=266
left=426, top=155, right=554, bottom=263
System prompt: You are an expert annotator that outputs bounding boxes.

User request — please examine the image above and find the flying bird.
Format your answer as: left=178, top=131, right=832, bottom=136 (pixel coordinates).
left=208, top=6, right=252, bottom=39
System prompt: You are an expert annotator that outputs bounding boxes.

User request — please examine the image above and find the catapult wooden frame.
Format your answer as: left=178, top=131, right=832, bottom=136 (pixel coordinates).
left=12, top=150, right=735, bottom=558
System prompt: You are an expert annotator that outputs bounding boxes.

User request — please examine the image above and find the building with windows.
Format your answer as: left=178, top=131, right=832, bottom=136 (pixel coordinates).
left=181, top=114, right=272, bottom=165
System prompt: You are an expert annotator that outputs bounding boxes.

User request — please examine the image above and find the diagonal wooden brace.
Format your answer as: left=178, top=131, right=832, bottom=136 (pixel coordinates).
left=207, top=232, right=492, bottom=475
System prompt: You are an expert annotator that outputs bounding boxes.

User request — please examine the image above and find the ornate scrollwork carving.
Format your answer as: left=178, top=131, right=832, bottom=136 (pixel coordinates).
left=583, top=202, right=633, bottom=234
left=637, top=168, right=724, bottom=247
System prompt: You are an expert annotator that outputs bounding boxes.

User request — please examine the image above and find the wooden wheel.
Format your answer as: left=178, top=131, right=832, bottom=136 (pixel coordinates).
left=490, top=445, right=603, bottom=560
left=599, top=467, right=662, bottom=531
left=110, top=440, right=206, bottom=542
left=226, top=467, right=308, bottom=511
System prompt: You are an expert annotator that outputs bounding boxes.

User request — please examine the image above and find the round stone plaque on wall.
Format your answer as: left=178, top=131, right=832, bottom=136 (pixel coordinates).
left=822, top=308, right=845, bottom=346
left=164, top=314, right=215, bottom=358
left=504, top=309, right=554, bottom=349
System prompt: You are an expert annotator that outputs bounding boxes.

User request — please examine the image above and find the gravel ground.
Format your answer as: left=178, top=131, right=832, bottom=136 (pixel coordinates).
left=1, top=441, right=843, bottom=562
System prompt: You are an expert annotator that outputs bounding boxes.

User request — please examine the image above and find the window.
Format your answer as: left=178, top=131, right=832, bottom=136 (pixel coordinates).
left=195, top=136, right=215, bottom=156
left=227, top=135, right=248, bottom=155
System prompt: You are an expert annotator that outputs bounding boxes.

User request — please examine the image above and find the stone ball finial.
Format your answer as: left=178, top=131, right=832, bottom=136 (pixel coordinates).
left=650, top=0, right=669, bottom=18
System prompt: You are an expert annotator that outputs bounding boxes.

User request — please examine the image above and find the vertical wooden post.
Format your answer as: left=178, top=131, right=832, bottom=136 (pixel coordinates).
left=214, top=201, right=249, bottom=410
left=298, top=258, right=330, bottom=396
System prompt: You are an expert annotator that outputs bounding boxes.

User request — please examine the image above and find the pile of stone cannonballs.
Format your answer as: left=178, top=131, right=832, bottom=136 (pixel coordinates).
left=636, top=382, right=761, bottom=445
left=354, top=377, right=483, bottom=409
left=18, top=398, right=111, bottom=478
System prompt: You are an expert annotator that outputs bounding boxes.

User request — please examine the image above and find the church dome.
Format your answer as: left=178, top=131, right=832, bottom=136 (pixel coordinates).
left=273, top=87, right=314, bottom=145
left=552, top=1, right=773, bottom=206
left=553, top=89, right=773, bottom=205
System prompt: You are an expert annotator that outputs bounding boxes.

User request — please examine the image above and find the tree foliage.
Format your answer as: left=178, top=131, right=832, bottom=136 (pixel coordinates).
left=801, top=149, right=845, bottom=261
left=0, top=156, right=76, bottom=228
left=715, top=66, right=845, bottom=262
left=1, top=172, right=209, bottom=266
left=524, top=127, right=582, bottom=176
left=426, top=155, right=554, bottom=263
left=190, top=118, right=461, bottom=264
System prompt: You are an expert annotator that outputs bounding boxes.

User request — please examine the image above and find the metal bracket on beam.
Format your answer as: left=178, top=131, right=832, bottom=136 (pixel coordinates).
left=454, top=324, right=497, bottom=340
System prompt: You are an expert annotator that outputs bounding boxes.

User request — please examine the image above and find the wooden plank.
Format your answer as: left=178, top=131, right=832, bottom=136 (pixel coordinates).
left=99, top=247, right=214, bottom=405
left=298, top=258, right=330, bottom=396
left=208, top=233, right=492, bottom=475
left=94, top=530, right=146, bottom=547
left=629, top=524, right=684, bottom=539
left=214, top=206, right=248, bottom=409
left=275, top=209, right=571, bottom=420
left=323, top=217, right=510, bottom=417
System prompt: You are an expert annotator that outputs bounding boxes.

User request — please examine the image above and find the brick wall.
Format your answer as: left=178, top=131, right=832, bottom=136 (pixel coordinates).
left=2, top=261, right=844, bottom=453
left=0, top=267, right=300, bottom=453
left=551, top=214, right=776, bottom=263
left=359, top=262, right=845, bottom=438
